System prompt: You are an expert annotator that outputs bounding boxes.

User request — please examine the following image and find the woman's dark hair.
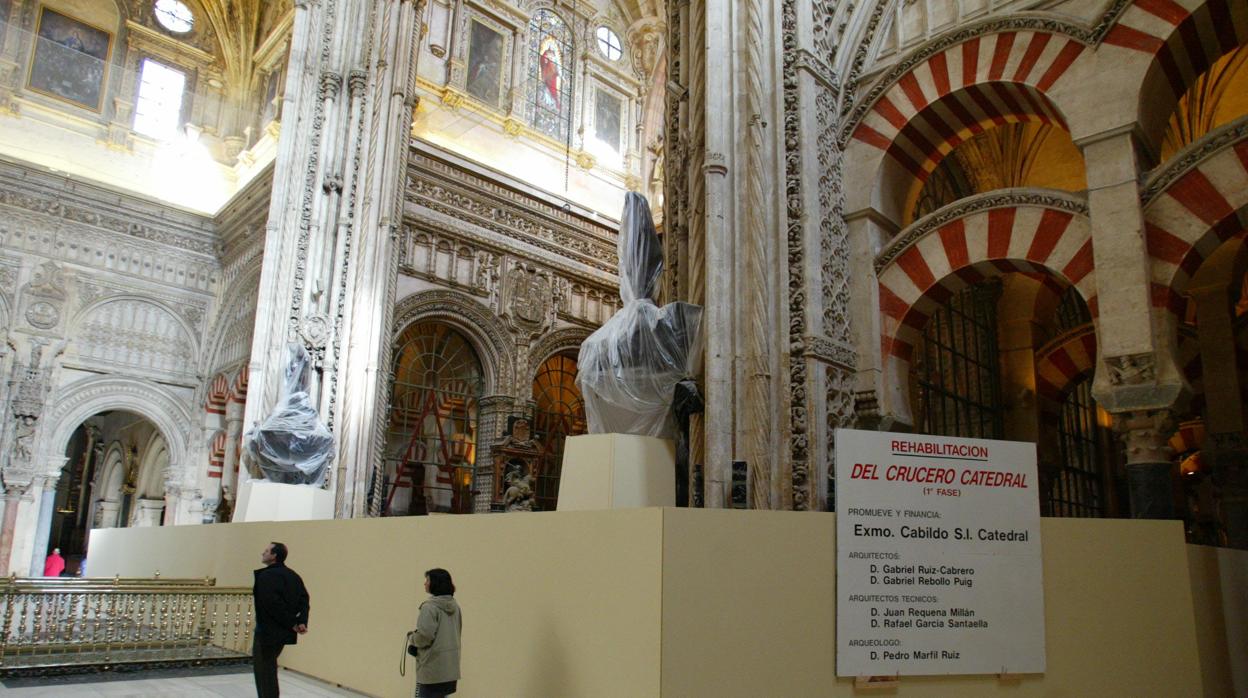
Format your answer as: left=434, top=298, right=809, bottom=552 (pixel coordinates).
left=425, top=568, right=455, bottom=596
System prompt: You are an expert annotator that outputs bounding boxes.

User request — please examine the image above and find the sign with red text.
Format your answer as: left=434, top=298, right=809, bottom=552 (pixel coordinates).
left=835, top=429, right=1044, bottom=677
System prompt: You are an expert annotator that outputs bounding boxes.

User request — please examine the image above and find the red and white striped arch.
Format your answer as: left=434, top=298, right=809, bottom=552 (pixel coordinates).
left=1035, top=325, right=1098, bottom=402
left=1144, top=129, right=1248, bottom=315
left=851, top=30, right=1086, bottom=156
left=205, top=373, right=230, bottom=415
left=878, top=200, right=1096, bottom=366
left=1107, top=0, right=1247, bottom=94
left=231, top=369, right=249, bottom=405
left=207, top=430, right=227, bottom=479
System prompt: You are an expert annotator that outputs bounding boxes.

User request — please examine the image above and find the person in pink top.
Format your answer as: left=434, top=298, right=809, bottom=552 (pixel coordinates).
left=43, top=548, right=65, bottom=577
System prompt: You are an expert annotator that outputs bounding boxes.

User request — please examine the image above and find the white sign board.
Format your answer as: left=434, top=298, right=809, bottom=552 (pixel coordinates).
left=835, top=429, right=1044, bottom=677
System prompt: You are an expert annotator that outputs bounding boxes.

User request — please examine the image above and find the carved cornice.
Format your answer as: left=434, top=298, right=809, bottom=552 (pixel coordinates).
left=406, top=149, right=619, bottom=275
left=1141, top=115, right=1248, bottom=207
left=840, top=13, right=1091, bottom=146
left=795, top=49, right=839, bottom=93
left=799, top=336, right=856, bottom=370
left=875, top=189, right=1089, bottom=274
left=0, top=159, right=217, bottom=258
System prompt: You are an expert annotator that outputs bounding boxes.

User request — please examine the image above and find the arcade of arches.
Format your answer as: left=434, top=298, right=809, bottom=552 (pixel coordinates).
left=0, top=0, right=1247, bottom=577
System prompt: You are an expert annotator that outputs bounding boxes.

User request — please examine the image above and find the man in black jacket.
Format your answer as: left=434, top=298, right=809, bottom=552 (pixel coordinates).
left=253, top=541, right=310, bottom=698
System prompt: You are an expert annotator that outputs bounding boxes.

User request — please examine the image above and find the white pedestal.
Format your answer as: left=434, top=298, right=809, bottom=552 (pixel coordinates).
left=234, top=479, right=335, bottom=522
left=556, top=434, right=675, bottom=511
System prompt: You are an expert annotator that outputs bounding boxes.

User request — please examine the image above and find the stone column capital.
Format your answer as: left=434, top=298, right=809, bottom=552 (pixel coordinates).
left=1112, top=409, right=1175, bottom=464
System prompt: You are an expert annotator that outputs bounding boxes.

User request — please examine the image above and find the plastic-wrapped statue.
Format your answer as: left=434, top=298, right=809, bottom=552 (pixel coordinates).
left=576, top=192, right=703, bottom=438
left=243, top=343, right=334, bottom=485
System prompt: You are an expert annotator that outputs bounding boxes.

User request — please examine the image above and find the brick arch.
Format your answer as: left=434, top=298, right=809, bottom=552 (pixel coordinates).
left=1035, top=325, right=1099, bottom=401
left=847, top=28, right=1086, bottom=152
left=878, top=192, right=1096, bottom=371
left=1143, top=119, right=1248, bottom=315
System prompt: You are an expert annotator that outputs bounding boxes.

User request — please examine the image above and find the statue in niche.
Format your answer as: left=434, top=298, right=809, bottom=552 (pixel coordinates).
left=503, top=467, right=534, bottom=512
left=243, top=343, right=334, bottom=485
left=491, top=417, right=541, bottom=511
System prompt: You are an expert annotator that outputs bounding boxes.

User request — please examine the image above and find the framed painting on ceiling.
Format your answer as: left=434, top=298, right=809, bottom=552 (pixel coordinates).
left=27, top=6, right=113, bottom=112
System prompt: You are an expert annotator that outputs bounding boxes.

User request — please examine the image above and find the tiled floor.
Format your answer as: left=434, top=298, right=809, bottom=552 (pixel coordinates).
left=0, top=667, right=371, bottom=697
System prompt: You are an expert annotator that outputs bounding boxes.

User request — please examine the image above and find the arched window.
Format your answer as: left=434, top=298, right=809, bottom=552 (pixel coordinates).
left=527, top=9, right=574, bottom=142
left=531, top=353, right=586, bottom=511
left=912, top=282, right=1004, bottom=438
left=384, top=322, right=484, bottom=515
left=1048, top=375, right=1111, bottom=517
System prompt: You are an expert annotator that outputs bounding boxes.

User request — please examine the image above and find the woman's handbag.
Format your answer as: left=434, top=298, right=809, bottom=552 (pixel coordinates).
left=400, top=630, right=419, bottom=676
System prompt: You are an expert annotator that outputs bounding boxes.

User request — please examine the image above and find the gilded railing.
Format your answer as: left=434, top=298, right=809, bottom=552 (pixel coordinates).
left=0, top=576, right=253, bottom=673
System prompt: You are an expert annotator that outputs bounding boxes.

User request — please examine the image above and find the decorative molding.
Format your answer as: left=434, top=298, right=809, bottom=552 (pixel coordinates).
left=42, top=375, right=194, bottom=484
left=527, top=326, right=591, bottom=378
left=1141, top=115, right=1248, bottom=206
left=875, top=188, right=1090, bottom=273
left=802, top=336, right=856, bottom=370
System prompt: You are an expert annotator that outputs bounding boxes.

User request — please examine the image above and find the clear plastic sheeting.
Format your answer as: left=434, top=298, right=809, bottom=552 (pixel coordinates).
left=576, top=193, right=703, bottom=438
left=243, top=343, right=334, bottom=485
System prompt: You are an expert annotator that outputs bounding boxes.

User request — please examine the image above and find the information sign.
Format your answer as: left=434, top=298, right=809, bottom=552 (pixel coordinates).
left=835, top=429, right=1045, bottom=676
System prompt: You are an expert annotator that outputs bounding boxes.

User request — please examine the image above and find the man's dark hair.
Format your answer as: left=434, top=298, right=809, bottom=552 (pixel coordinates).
left=425, top=568, right=455, bottom=596
left=270, top=542, right=288, bottom=564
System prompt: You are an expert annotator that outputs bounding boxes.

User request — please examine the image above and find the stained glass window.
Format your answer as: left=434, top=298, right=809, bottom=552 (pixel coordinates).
left=527, top=9, right=574, bottom=141
left=531, top=353, right=586, bottom=511
left=384, top=322, right=483, bottom=515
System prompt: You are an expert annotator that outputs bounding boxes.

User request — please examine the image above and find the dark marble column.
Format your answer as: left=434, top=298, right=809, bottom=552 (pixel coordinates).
left=1113, top=410, right=1177, bottom=519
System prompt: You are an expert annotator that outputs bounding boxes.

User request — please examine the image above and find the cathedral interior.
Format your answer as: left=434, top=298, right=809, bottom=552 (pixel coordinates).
left=0, top=0, right=1246, bottom=583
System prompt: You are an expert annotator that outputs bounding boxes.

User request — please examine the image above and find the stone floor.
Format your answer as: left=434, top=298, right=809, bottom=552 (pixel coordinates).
left=0, top=665, right=371, bottom=696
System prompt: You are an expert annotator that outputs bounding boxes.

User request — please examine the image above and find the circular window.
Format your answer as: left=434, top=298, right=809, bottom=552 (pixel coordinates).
left=596, top=27, right=622, bottom=61
left=154, top=0, right=194, bottom=34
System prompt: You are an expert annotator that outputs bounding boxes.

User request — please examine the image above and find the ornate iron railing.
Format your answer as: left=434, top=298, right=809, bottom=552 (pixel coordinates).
left=0, top=575, right=253, bottom=674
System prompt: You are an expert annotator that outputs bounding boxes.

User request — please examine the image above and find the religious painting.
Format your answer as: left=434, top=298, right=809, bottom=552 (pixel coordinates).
left=594, top=88, right=623, bottom=154
left=466, top=19, right=504, bottom=108
left=27, top=7, right=112, bottom=111
left=528, top=9, right=572, bottom=141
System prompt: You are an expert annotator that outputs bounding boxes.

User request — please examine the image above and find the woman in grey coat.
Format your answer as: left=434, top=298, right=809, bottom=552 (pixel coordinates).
left=412, top=568, right=462, bottom=698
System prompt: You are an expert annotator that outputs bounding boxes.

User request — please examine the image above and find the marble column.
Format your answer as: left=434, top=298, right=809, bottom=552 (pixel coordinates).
left=0, top=482, right=28, bottom=575
left=1114, top=409, right=1177, bottom=519
left=222, top=400, right=244, bottom=513
left=29, top=467, right=64, bottom=577
left=243, top=0, right=425, bottom=518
